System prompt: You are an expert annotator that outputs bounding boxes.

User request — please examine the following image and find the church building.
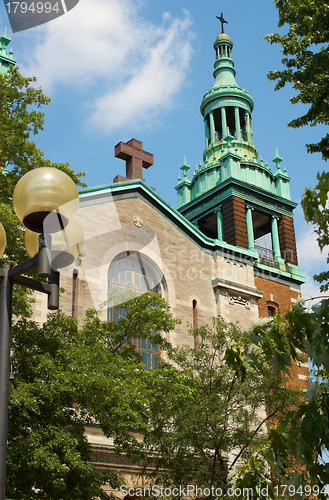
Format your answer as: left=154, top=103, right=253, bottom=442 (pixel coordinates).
left=0, top=23, right=308, bottom=492
left=55, top=28, right=306, bottom=337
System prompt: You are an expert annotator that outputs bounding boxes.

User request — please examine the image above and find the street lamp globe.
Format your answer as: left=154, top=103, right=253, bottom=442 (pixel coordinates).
left=13, top=167, right=79, bottom=233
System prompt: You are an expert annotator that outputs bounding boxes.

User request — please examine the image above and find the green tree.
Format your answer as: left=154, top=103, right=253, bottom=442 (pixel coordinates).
left=139, top=317, right=302, bottom=499
left=266, top=0, right=329, bottom=160
left=8, top=292, right=177, bottom=500
left=223, top=300, right=329, bottom=498
left=0, top=66, right=86, bottom=316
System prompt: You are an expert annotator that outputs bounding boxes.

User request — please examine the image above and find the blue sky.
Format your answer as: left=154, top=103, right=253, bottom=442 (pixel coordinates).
left=0, top=0, right=327, bottom=300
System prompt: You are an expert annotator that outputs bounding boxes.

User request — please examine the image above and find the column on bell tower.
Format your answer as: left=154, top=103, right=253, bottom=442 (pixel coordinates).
left=234, top=107, right=241, bottom=139
left=221, top=108, right=227, bottom=140
left=209, top=111, right=216, bottom=144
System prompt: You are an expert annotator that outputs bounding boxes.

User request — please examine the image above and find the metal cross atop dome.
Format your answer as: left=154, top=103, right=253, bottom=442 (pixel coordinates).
left=216, top=13, right=228, bottom=34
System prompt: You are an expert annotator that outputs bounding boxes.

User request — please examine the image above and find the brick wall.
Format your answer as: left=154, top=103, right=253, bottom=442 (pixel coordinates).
left=222, top=196, right=248, bottom=249
left=278, top=215, right=298, bottom=266
left=255, top=275, right=299, bottom=315
left=255, top=275, right=308, bottom=389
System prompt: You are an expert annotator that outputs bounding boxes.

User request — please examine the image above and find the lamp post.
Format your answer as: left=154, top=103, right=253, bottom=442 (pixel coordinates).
left=0, top=167, right=83, bottom=500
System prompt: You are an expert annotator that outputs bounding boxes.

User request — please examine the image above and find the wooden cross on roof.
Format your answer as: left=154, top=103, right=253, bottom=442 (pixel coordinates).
left=113, top=139, right=153, bottom=183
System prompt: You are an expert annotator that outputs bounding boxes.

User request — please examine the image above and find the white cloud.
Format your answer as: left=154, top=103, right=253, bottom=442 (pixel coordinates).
left=89, top=13, right=193, bottom=132
left=296, top=223, right=327, bottom=275
left=17, top=0, right=194, bottom=133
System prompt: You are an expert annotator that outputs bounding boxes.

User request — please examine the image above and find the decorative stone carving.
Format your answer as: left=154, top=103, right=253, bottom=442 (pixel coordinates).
left=229, top=293, right=250, bottom=309
left=133, top=215, right=143, bottom=228
left=225, top=258, right=245, bottom=269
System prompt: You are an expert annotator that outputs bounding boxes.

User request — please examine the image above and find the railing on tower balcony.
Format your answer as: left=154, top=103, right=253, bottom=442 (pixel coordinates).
left=214, top=130, right=248, bottom=142
left=215, top=131, right=222, bottom=142
left=255, top=244, right=274, bottom=261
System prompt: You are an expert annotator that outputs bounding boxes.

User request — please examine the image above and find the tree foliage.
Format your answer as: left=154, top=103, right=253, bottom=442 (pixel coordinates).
left=224, top=299, right=329, bottom=499
left=138, top=318, right=302, bottom=499
left=266, top=0, right=329, bottom=160
left=302, top=171, right=329, bottom=291
left=8, top=293, right=178, bottom=500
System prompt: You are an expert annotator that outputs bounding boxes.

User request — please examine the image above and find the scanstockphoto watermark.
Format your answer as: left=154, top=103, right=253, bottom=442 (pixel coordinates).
left=120, top=484, right=329, bottom=498
left=120, top=485, right=258, bottom=498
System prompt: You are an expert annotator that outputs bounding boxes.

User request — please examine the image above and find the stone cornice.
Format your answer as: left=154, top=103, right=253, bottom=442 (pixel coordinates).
left=212, top=277, right=264, bottom=298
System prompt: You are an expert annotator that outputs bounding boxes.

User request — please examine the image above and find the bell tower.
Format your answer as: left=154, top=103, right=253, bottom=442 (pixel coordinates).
left=175, top=28, right=301, bottom=279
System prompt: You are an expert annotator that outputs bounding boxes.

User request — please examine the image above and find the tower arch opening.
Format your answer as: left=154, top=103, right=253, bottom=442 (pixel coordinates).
left=252, top=211, right=273, bottom=261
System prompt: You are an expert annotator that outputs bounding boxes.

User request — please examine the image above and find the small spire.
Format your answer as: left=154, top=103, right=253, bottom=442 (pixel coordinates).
left=224, top=134, right=234, bottom=151
left=272, top=148, right=283, bottom=170
left=180, top=157, right=190, bottom=178
left=0, top=28, right=11, bottom=48
left=199, top=160, right=203, bottom=169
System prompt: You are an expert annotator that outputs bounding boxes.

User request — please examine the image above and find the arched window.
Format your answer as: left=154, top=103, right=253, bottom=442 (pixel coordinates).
left=267, top=306, right=276, bottom=317
left=108, top=252, right=162, bottom=370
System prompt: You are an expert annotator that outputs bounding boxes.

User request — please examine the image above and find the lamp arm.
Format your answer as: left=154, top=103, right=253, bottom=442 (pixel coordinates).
left=8, top=254, right=39, bottom=278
